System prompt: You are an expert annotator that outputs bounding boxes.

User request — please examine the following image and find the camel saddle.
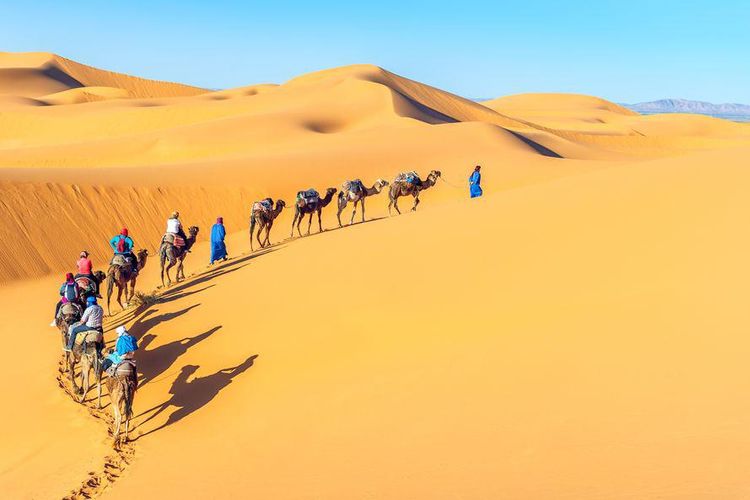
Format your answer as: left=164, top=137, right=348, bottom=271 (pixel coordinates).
left=252, top=199, right=273, bottom=214
left=344, top=179, right=363, bottom=192
left=73, top=329, right=103, bottom=346
left=107, top=359, right=137, bottom=379
left=395, top=171, right=421, bottom=186
left=297, top=189, right=319, bottom=207
left=61, top=302, right=82, bottom=317
left=163, top=233, right=186, bottom=248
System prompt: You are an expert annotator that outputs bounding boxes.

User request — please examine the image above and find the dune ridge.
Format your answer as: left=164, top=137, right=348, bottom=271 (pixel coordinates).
left=0, top=52, right=207, bottom=99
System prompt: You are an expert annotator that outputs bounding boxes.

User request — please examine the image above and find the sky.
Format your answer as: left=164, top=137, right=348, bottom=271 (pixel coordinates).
left=2, top=0, right=749, bottom=103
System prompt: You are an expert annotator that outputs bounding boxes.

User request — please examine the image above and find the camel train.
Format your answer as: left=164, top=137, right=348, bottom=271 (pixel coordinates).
left=57, top=170, right=440, bottom=442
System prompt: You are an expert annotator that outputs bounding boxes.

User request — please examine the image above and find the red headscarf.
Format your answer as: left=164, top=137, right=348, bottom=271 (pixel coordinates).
left=121, top=228, right=129, bottom=236
left=65, top=272, right=74, bottom=282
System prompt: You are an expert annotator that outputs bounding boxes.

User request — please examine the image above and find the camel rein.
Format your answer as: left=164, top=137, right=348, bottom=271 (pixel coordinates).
left=438, top=176, right=464, bottom=189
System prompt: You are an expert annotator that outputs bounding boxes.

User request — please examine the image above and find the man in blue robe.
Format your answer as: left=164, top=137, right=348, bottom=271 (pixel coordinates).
left=469, top=165, right=483, bottom=198
left=210, top=216, right=228, bottom=264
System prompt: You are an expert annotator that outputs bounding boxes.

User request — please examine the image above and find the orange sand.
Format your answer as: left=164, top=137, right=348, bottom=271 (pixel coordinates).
left=1, top=52, right=750, bottom=499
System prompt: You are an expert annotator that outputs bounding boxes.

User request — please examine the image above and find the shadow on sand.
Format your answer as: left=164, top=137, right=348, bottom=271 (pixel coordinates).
left=135, top=354, right=258, bottom=439
left=137, top=325, right=223, bottom=386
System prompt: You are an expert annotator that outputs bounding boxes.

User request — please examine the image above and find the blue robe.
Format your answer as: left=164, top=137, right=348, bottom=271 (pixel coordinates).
left=210, top=223, right=227, bottom=264
left=469, top=171, right=483, bottom=198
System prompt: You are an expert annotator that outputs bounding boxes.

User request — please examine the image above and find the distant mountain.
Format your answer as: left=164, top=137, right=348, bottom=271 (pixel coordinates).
left=624, top=99, right=750, bottom=120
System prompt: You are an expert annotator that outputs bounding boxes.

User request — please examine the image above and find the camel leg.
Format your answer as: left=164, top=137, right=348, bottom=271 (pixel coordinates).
left=393, top=196, right=402, bottom=215
left=257, top=222, right=265, bottom=249
left=412, top=192, right=420, bottom=211
left=249, top=218, right=256, bottom=252
left=317, top=208, right=323, bottom=233
left=116, top=283, right=124, bottom=311
left=306, top=212, right=313, bottom=235
left=290, top=212, right=297, bottom=238
left=264, top=221, right=273, bottom=247
left=337, top=197, right=346, bottom=227
left=361, top=198, right=366, bottom=223
left=68, top=354, right=79, bottom=395
left=112, top=396, right=121, bottom=443
left=178, top=257, right=186, bottom=281
left=79, top=355, right=89, bottom=403
left=350, top=199, right=357, bottom=225
left=97, top=365, right=102, bottom=409
left=164, top=258, right=175, bottom=286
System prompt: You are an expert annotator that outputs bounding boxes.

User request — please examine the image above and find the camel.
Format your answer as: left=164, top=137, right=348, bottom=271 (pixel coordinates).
left=107, top=361, right=137, bottom=445
left=387, top=170, right=442, bottom=215
left=249, top=199, right=286, bottom=251
left=75, top=270, right=106, bottom=302
left=336, top=179, right=389, bottom=227
left=56, top=302, right=82, bottom=353
left=66, top=330, right=103, bottom=407
left=159, top=225, right=199, bottom=286
left=291, top=188, right=337, bottom=237
left=106, top=249, right=149, bottom=315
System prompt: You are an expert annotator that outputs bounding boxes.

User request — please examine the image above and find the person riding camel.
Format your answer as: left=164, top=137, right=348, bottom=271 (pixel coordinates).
left=102, top=325, right=139, bottom=375
left=75, top=250, right=100, bottom=297
left=109, top=228, right=138, bottom=275
left=164, top=211, right=189, bottom=251
left=51, top=273, right=79, bottom=326
left=65, top=296, right=104, bottom=354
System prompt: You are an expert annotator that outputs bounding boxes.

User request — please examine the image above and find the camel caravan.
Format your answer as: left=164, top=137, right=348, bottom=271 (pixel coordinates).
left=51, top=170, right=440, bottom=443
left=52, top=211, right=199, bottom=444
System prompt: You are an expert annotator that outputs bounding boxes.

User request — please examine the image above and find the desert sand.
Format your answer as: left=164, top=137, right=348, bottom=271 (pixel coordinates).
left=1, top=52, right=749, bottom=499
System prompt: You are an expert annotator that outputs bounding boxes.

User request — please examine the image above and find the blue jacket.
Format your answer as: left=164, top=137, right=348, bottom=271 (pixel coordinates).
left=107, top=333, right=138, bottom=364
left=109, top=235, right=134, bottom=254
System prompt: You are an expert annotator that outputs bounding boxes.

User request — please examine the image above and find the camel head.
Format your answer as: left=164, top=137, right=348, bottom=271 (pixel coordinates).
left=325, top=187, right=338, bottom=196
left=188, top=226, right=200, bottom=237
left=375, top=178, right=389, bottom=190
left=428, top=170, right=442, bottom=180
left=93, top=270, right=106, bottom=283
left=276, top=199, right=286, bottom=209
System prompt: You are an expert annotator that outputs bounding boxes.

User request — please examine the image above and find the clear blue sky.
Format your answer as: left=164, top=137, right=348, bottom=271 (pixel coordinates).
left=3, top=0, right=749, bottom=103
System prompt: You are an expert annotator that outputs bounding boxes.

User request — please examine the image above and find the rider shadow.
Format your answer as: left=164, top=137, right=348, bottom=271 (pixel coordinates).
left=137, top=325, right=222, bottom=386
left=135, top=354, right=258, bottom=439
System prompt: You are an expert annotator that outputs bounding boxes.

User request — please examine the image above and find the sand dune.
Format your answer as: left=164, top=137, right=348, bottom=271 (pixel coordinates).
left=2, top=52, right=750, bottom=499
left=0, top=52, right=206, bottom=99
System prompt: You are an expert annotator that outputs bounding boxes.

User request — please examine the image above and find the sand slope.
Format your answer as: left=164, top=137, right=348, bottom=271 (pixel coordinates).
left=2, top=52, right=750, bottom=499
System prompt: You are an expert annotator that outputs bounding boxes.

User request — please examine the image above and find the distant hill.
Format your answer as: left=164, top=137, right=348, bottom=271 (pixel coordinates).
left=625, top=99, right=750, bottom=122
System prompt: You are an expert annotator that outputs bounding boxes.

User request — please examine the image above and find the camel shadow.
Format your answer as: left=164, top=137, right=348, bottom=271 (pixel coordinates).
left=127, top=303, right=201, bottom=337
left=156, top=247, right=278, bottom=300
left=137, top=325, right=222, bottom=386
left=135, top=354, right=258, bottom=439
left=285, top=215, right=387, bottom=242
